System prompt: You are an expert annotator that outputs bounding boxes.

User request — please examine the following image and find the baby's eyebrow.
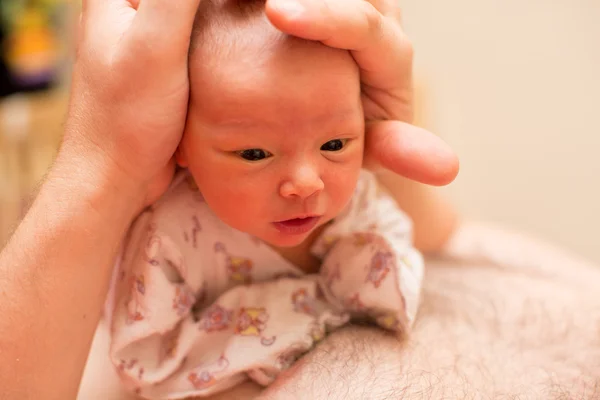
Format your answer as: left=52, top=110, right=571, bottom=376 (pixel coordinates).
left=310, top=108, right=360, bottom=125
left=213, top=119, right=266, bottom=130
left=212, top=107, right=360, bottom=132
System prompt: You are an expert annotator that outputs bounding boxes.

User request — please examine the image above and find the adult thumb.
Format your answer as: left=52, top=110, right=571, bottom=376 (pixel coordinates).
left=365, top=120, right=459, bottom=186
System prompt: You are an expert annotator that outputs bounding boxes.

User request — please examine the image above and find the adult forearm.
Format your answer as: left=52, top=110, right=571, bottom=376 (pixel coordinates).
left=259, top=326, right=408, bottom=400
left=0, top=147, right=144, bottom=399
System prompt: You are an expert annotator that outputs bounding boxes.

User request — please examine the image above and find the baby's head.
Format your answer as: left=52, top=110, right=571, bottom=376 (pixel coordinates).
left=178, top=0, right=364, bottom=247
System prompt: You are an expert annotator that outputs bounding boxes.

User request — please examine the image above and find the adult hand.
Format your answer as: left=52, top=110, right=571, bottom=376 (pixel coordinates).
left=266, top=0, right=458, bottom=186
left=66, top=0, right=201, bottom=208
left=0, top=1, right=202, bottom=398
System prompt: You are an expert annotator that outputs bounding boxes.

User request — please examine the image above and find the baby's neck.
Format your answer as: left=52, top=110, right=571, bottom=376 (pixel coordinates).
left=269, top=224, right=327, bottom=274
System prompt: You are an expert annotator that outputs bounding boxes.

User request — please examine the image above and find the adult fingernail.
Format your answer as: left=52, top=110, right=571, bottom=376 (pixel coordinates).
left=271, top=0, right=305, bottom=18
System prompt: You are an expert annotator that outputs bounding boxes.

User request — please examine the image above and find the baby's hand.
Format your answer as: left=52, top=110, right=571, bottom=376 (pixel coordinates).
left=63, top=0, right=201, bottom=207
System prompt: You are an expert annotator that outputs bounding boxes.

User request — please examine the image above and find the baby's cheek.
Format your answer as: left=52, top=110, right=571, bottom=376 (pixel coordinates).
left=203, top=179, right=265, bottom=228
left=324, top=165, right=361, bottom=210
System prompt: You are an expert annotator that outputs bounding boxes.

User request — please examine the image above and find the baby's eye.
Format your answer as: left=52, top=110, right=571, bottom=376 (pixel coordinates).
left=238, top=149, right=272, bottom=161
left=320, top=139, right=347, bottom=152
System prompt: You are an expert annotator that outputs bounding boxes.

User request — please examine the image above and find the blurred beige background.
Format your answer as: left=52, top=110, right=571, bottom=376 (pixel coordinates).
left=1, top=0, right=599, bottom=264
left=403, top=0, right=600, bottom=263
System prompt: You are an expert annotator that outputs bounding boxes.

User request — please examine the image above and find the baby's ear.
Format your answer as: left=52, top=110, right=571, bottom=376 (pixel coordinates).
left=175, top=146, right=188, bottom=167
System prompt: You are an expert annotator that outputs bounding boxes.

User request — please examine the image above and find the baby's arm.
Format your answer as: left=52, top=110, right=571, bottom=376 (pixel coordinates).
left=315, top=171, right=425, bottom=335
left=375, top=170, right=458, bottom=253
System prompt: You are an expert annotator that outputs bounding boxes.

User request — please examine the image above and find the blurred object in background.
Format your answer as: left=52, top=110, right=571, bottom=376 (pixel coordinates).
left=0, top=21, right=14, bottom=97
left=0, top=0, right=70, bottom=245
left=0, top=90, right=67, bottom=246
left=0, top=0, right=67, bottom=97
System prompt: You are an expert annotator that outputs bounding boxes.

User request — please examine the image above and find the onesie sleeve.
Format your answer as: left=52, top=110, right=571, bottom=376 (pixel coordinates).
left=107, top=209, right=206, bottom=393
left=314, top=171, right=424, bottom=335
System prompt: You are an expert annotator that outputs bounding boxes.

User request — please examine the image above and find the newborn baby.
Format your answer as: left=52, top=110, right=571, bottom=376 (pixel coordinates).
left=106, top=0, right=424, bottom=398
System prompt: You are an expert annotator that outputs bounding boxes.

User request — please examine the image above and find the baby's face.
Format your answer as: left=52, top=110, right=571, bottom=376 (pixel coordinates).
left=180, top=36, right=364, bottom=248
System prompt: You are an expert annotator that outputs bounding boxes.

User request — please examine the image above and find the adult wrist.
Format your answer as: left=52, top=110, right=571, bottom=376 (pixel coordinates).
left=47, top=139, right=147, bottom=230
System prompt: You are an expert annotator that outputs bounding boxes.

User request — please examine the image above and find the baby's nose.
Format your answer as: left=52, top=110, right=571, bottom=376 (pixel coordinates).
left=279, top=164, right=325, bottom=200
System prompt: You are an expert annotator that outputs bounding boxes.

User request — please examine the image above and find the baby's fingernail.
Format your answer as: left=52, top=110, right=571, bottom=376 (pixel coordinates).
left=271, top=0, right=305, bottom=18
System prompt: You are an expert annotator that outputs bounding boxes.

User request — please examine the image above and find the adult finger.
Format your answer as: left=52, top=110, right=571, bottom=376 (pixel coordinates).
left=362, top=0, right=402, bottom=21
left=130, top=0, right=202, bottom=55
left=80, top=0, right=100, bottom=18
left=78, top=0, right=135, bottom=56
left=365, top=121, right=459, bottom=186
left=80, top=0, right=131, bottom=23
left=265, top=0, right=411, bottom=93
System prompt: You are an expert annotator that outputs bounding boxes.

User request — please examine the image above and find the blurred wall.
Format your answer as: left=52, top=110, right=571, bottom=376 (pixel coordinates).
left=403, top=0, right=600, bottom=262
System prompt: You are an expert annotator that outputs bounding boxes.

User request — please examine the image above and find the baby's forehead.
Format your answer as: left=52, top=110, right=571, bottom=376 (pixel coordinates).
left=188, top=57, right=362, bottom=133
left=190, top=0, right=354, bottom=68
left=188, top=0, right=361, bottom=128
left=202, top=103, right=363, bottom=130
left=189, top=33, right=360, bottom=105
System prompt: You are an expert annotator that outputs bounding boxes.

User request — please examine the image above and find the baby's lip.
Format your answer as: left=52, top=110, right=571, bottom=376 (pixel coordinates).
left=275, top=214, right=321, bottom=223
left=272, top=216, right=322, bottom=235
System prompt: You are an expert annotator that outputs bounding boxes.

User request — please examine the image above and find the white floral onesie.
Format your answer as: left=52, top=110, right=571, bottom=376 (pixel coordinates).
left=106, top=169, right=424, bottom=399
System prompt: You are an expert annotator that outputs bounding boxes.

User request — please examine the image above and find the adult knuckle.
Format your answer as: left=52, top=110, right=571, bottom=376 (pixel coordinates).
left=388, top=22, right=414, bottom=60
left=363, top=3, right=385, bottom=39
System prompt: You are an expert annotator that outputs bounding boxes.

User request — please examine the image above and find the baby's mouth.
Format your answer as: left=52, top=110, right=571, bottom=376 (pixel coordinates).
left=272, top=216, right=321, bottom=235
